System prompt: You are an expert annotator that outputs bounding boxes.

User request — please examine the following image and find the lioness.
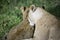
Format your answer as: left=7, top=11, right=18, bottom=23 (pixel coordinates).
left=6, top=6, right=35, bottom=40
left=23, top=5, right=60, bottom=40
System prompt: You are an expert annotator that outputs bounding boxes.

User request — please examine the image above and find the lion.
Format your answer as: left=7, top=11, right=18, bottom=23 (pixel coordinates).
left=23, top=5, right=60, bottom=40
left=4, top=6, right=35, bottom=40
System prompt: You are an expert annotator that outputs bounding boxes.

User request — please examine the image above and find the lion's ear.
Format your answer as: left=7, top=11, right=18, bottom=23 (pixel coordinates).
left=20, top=6, right=26, bottom=13
left=41, top=5, right=45, bottom=9
left=30, top=5, right=36, bottom=11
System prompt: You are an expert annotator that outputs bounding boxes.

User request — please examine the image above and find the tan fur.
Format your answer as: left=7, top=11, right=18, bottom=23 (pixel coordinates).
left=6, top=6, right=34, bottom=40
left=23, top=5, right=60, bottom=40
